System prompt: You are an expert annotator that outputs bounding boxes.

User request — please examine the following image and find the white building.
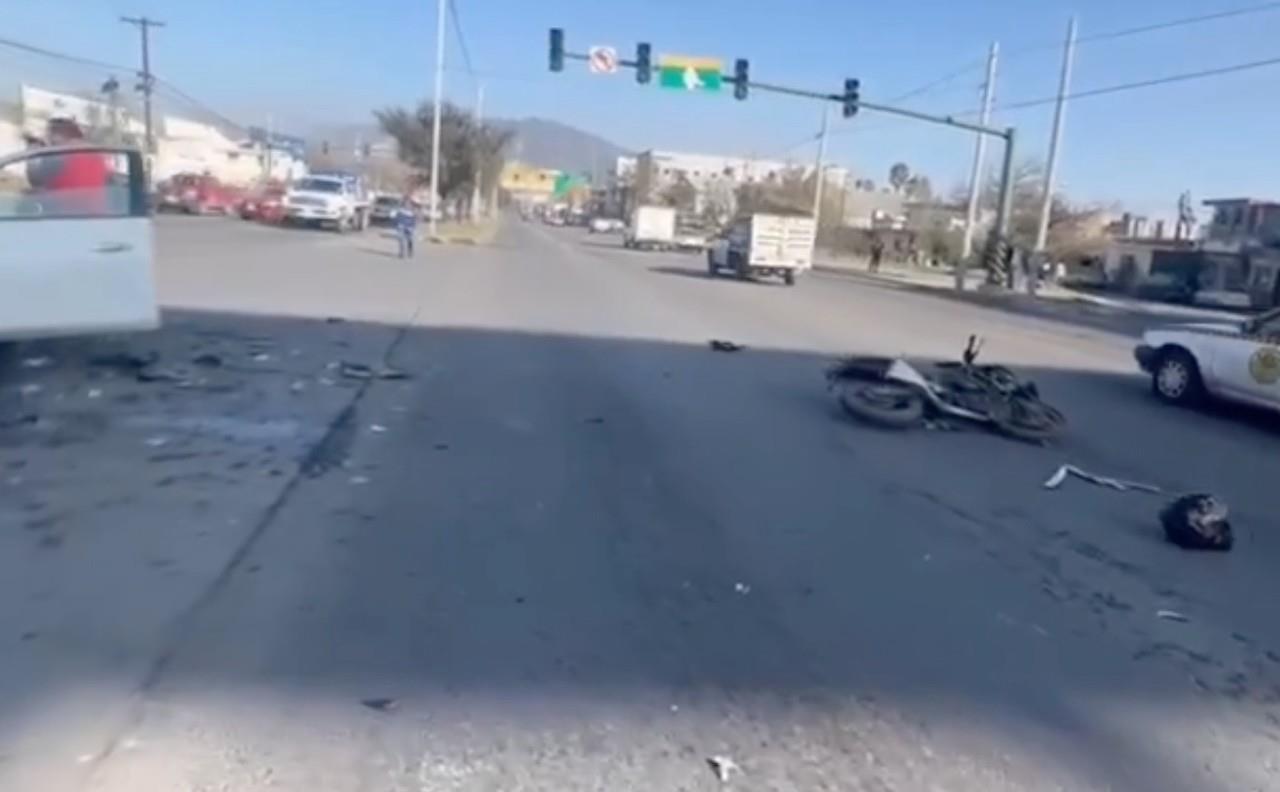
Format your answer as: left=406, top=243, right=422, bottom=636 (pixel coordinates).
left=7, top=84, right=305, bottom=187
left=630, top=149, right=847, bottom=211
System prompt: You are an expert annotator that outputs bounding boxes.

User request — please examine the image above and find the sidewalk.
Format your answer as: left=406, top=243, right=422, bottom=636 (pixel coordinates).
left=815, top=256, right=1243, bottom=326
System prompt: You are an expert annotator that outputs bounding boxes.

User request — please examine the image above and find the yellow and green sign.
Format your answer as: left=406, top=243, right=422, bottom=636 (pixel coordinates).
left=658, top=55, right=723, bottom=92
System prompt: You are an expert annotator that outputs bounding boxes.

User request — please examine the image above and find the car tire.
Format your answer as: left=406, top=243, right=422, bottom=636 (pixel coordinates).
left=706, top=250, right=718, bottom=276
left=783, top=270, right=796, bottom=286
left=1152, top=347, right=1204, bottom=406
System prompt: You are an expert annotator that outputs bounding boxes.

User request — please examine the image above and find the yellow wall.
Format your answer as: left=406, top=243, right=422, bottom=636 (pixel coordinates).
left=500, top=162, right=560, bottom=196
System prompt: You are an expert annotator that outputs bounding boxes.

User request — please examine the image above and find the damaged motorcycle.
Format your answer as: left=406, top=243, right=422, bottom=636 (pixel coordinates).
left=826, top=336, right=1066, bottom=442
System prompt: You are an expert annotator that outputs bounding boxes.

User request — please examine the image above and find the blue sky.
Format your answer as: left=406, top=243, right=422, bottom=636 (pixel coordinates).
left=5, top=0, right=1280, bottom=215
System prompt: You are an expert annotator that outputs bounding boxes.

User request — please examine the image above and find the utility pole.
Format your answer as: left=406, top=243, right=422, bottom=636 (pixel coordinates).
left=961, top=42, right=999, bottom=271
left=995, top=126, right=1017, bottom=288
left=1035, top=16, right=1077, bottom=253
left=811, top=104, right=829, bottom=224
left=264, top=113, right=274, bottom=182
left=471, top=82, right=485, bottom=222
left=120, top=15, right=164, bottom=157
left=429, top=0, right=447, bottom=236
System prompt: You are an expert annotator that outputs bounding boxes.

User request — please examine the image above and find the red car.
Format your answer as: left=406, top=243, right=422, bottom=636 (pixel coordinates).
left=238, top=185, right=287, bottom=224
left=157, top=173, right=239, bottom=215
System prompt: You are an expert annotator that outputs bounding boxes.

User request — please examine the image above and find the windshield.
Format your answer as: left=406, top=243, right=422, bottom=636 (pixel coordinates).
left=293, top=178, right=342, bottom=193
left=5, top=7, right=1280, bottom=792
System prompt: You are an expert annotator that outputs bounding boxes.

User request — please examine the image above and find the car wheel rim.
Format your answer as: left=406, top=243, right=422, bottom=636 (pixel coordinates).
left=1158, top=361, right=1187, bottom=397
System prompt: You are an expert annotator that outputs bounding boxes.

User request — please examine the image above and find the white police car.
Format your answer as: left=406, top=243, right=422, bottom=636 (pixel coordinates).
left=1134, top=307, right=1280, bottom=410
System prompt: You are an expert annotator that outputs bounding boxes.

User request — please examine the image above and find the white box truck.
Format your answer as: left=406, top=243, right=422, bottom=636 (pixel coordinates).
left=706, top=213, right=816, bottom=286
left=624, top=205, right=676, bottom=251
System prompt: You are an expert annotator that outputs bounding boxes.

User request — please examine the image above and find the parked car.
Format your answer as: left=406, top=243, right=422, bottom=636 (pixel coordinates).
left=238, top=185, right=286, bottom=224
left=157, top=173, right=239, bottom=215
left=1134, top=306, right=1280, bottom=411
left=588, top=216, right=624, bottom=234
left=370, top=195, right=403, bottom=225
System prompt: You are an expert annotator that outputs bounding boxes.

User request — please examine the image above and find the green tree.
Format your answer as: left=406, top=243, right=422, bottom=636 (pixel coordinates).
left=889, top=162, right=911, bottom=193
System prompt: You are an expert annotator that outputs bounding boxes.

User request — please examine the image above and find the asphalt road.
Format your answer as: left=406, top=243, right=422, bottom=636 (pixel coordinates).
left=4, top=216, right=1279, bottom=791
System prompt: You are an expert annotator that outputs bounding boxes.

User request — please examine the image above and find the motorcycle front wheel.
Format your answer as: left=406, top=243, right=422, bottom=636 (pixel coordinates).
left=990, top=396, right=1066, bottom=442
left=836, top=381, right=927, bottom=429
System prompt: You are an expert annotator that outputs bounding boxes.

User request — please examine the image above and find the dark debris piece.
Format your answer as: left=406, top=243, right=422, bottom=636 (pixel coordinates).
left=192, top=353, right=224, bottom=368
left=709, top=340, right=745, bottom=352
left=89, top=351, right=157, bottom=370
left=361, top=697, right=398, bottom=712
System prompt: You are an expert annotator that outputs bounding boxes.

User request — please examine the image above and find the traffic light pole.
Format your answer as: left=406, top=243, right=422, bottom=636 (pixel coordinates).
left=550, top=30, right=1018, bottom=290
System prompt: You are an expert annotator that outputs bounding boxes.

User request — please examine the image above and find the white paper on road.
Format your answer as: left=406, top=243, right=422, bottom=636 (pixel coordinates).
left=1043, top=464, right=1163, bottom=494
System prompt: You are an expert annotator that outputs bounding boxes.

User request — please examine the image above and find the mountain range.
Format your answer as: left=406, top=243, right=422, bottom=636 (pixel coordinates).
left=493, top=117, right=630, bottom=177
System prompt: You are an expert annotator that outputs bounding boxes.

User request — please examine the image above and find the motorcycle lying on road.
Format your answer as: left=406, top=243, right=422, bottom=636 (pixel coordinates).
left=826, top=336, right=1066, bottom=442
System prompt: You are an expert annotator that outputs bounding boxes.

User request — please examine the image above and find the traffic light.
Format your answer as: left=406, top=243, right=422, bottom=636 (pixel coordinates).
left=636, top=42, right=651, bottom=84
left=733, top=58, right=749, bottom=100
left=549, top=28, right=564, bottom=72
left=842, top=78, right=860, bottom=118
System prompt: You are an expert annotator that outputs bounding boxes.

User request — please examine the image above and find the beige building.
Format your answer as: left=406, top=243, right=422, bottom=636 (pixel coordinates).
left=500, top=161, right=561, bottom=206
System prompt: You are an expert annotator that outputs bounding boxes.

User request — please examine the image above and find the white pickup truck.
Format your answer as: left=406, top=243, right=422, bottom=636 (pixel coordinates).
left=706, top=213, right=816, bottom=286
left=1134, top=306, right=1280, bottom=411
left=284, top=174, right=370, bottom=232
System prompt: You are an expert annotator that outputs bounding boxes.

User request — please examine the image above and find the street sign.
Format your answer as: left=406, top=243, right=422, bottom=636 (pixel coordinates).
left=658, top=55, right=722, bottom=92
left=588, top=46, right=618, bottom=74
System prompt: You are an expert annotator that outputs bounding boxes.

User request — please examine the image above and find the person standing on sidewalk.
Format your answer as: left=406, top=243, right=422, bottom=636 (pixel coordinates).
left=868, top=234, right=885, bottom=273
left=394, top=197, right=417, bottom=259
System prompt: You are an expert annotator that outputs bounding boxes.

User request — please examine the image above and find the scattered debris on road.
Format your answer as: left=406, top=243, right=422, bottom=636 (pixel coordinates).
left=709, top=340, right=745, bottom=352
left=584, top=416, right=605, bottom=425
left=1045, top=466, right=1233, bottom=552
left=192, top=353, right=224, bottom=368
left=136, top=364, right=191, bottom=384
left=369, top=424, right=388, bottom=433
left=734, top=582, right=751, bottom=595
left=707, top=755, right=740, bottom=783
left=349, top=475, right=370, bottom=485
left=1157, top=609, right=1190, bottom=623
left=361, top=697, right=398, bottom=712
left=1161, top=494, right=1233, bottom=551
left=89, top=350, right=157, bottom=371
left=1043, top=464, right=1163, bottom=493
left=339, top=361, right=410, bottom=381
left=21, top=356, right=53, bottom=369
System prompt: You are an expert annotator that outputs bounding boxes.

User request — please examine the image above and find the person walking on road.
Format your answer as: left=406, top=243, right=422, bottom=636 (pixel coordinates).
left=394, top=197, right=417, bottom=259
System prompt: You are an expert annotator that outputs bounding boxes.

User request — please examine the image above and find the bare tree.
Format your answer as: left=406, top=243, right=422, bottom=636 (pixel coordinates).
left=374, top=101, right=513, bottom=202
left=658, top=174, right=698, bottom=211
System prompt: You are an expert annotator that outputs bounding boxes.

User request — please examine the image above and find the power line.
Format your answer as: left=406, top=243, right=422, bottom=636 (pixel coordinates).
left=1012, top=0, right=1280, bottom=55
left=887, top=59, right=985, bottom=104
left=0, top=35, right=130, bottom=73
left=995, top=52, right=1280, bottom=112
left=447, top=0, right=475, bottom=76
left=0, top=33, right=244, bottom=133
left=883, top=1, right=1280, bottom=105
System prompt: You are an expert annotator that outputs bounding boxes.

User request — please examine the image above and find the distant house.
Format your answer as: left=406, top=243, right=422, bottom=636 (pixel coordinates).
left=1202, top=198, right=1280, bottom=252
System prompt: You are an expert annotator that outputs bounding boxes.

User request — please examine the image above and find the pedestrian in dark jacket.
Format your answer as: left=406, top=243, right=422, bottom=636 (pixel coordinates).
left=869, top=235, right=885, bottom=273
left=394, top=198, right=417, bottom=258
